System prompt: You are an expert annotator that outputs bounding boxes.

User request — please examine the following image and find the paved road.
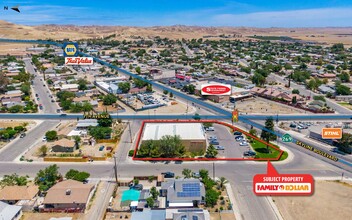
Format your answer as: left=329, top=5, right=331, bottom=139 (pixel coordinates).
left=270, top=73, right=352, bottom=114
left=0, top=113, right=351, bottom=120
left=0, top=121, right=58, bottom=161
left=24, top=58, right=59, bottom=114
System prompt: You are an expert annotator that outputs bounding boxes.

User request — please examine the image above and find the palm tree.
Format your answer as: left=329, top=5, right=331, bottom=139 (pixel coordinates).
left=218, top=177, right=229, bottom=190
left=182, top=168, right=192, bottom=178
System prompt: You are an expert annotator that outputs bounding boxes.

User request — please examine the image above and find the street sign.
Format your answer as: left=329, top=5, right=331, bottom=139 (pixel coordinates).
left=282, top=133, right=293, bottom=142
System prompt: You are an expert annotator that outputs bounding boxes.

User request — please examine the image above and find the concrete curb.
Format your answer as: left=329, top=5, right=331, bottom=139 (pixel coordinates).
left=225, top=183, right=242, bottom=220
left=266, top=196, right=283, bottom=220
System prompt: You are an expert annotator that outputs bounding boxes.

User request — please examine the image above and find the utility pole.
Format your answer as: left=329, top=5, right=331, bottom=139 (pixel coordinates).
left=128, top=121, right=132, bottom=143
left=113, top=156, right=118, bottom=184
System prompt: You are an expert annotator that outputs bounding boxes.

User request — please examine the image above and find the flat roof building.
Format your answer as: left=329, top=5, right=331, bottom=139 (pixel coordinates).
left=141, top=123, right=206, bottom=152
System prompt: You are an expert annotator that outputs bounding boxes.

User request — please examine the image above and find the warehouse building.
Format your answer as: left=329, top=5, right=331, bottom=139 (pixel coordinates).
left=141, top=123, right=206, bottom=152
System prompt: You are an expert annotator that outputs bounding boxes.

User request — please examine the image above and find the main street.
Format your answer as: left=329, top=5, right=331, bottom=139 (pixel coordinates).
left=24, top=58, right=59, bottom=114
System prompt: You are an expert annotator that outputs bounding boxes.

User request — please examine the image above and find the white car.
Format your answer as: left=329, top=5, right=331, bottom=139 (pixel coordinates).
left=215, top=145, right=225, bottom=150
left=239, top=141, right=248, bottom=146
left=205, top=127, right=215, bottom=131
left=208, top=136, right=217, bottom=140
left=42, top=137, right=47, bottom=141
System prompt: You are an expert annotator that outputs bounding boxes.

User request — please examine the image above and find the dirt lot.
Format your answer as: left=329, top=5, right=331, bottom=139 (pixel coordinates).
left=235, top=97, right=306, bottom=114
left=210, top=212, right=236, bottom=220
left=273, top=180, right=352, bottom=220
left=0, top=120, right=37, bottom=149
left=21, top=213, right=84, bottom=220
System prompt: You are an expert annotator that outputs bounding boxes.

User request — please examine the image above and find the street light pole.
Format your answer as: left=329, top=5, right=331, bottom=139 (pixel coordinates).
left=113, top=156, right=118, bottom=183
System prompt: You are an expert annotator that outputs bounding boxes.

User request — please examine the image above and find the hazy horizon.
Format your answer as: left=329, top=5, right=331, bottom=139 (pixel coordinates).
left=0, top=0, right=352, bottom=27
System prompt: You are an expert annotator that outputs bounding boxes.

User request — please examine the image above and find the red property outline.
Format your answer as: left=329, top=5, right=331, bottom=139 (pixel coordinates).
left=132, top=120, right=284, bottom=161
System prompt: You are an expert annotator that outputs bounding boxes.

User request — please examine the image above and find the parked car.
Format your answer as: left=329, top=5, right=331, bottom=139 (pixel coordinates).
left=215, top=145, right=225, bottom=150
left=20, top=133, right=26, bottom=138
left=42, top=137, right=47, bottom=141
left=208, top=136, right=217, bottom=140
left=192, top=172, right=200, bottom=178
left=162, top=172, right=175, bottom=178
left=205, top=127, right=215, bottom=131
left=243, top=151, right=256, bottom=157
left=235, top=136, right=244, bottom=141
left=99, top=146, right=105, bottom=151
left=209, top=140, right=219, bottom=145
left=239, top=141, right=248, bottom=146
left=233, top=131, right=242, bottom=135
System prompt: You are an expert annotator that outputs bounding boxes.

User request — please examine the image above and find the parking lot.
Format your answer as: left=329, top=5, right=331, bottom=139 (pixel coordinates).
left=205, top=123, right=251, bottom=158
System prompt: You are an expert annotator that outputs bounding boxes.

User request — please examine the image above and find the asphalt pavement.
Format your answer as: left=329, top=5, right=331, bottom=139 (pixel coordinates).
left=24, top=58, right=59, bottom=114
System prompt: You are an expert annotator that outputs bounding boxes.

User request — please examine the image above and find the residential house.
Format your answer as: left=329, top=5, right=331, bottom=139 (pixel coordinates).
left=0, top=185, right=39, bottom=211
left=131, top=209, right=166, bottom=220
left=160, top=179, right=205, bottom=208
left=76, top=119, right=98, bottom=130
left=49, top=138, right=75, bottom=153
left=0, top=201, right=22, bottom=220
left=318, top=85, right=335, bottom=94
left=42, top=180, right=95, bottom=212
left=166, top=208, right=210, bottom=220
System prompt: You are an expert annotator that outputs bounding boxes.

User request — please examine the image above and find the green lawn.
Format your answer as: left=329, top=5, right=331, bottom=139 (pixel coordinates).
left=250, top=139, right=287, bottom=161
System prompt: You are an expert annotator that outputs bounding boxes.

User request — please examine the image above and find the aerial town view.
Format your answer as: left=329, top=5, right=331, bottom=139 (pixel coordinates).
left=0, top=1, right=351, bottom=220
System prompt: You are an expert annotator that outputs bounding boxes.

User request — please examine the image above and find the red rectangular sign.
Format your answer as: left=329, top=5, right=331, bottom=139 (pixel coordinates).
left=253, top=161, right=314, bottom=196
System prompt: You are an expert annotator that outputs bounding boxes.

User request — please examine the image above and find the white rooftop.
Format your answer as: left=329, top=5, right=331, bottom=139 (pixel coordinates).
left=142, top=123, right=205, bottom=141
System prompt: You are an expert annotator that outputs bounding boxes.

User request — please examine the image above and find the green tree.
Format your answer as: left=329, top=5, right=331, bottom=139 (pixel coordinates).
left=336, top=84, right=351, bottom=95
left=45, top=130, right=57, bottom=141
left=169, top=92, right=174, bottom=98
left=65, top=169, right=90, bottom=182
left=0, top=173, right=28, bottom=187
left=103, top=94, right=117, bottom=105
left=251, top=73, right=265, bottom=86
left=146, top=197, right=155, bottom=208
left=35, top=164, right=61, bottom=191
left=77, top=78, right=88, bottom=90
left=133, top=78, right=148, bottom=88
left=82, top=102, right=93, bottom=112
left=205, top=188, right=220, bottom=207
left=206, top=145, right=218, bottom=158
left=150, top=186, right=159, bottom=200
left=20, top=83, right=31, bottom=96
left=0, top=72, right=9, bottom=93
left=163, top=90, right=169, bottom=95
left=135, top=66, right=141, bottom=74
left=73, top=136, right=81, bottom=149
left=217, top=177, right=229, bottom=190
left=88, top=127, right=112, bottom=139
left=182, top=168, right=192, bottom=178
left=292, top=89, right=300, bottom=94
left=260, top=117, right=276, bottom=150
left=338, top=72, right=350, bottom=82
left=199, top=169, right=209, bottom=180
left=159, top=135, right=185, bottom=157
left=292, top=96, right=297, bottom=104
left=249, top=129, right=257, bottom=137
left=337, top=133, right=352, bottom=154
left=118, top=82, right=131, bottom=93
left=98, top=112, right=113, bottom=127
left=38, top=145, right=48, bottom=156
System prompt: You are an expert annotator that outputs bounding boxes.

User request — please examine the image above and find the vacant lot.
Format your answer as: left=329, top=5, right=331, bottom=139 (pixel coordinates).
left=22, top=213, right=84, bottom=220
left=235, top=98, right=306, bottom=114
left=273, top=180, right=352, bottom=220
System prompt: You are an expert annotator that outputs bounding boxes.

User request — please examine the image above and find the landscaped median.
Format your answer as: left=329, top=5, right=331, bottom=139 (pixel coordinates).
left=131, top=119, right=287, bottom=162
left=249, top=139, right=288, bottom=161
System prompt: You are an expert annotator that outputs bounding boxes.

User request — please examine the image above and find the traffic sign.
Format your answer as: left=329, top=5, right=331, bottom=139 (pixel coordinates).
left=282, top=133, right=293, bottom=142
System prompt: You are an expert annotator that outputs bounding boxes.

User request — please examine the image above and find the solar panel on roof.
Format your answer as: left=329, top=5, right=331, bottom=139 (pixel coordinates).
left=177, top=183, right=201, bottom=197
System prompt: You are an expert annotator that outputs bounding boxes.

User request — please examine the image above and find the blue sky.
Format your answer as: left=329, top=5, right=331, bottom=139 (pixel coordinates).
left=1, top=0, right=352, bottom=27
